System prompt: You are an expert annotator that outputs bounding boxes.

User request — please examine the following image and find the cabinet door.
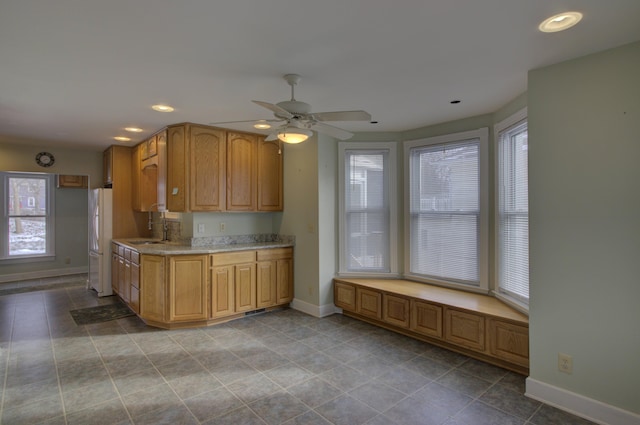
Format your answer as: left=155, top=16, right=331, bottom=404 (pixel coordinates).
left=488, top=319, right=529, bottom=367
left=445, top=308, right=486, bottom=352
left=226, top=132, right=257, bottom=211
left=257, top=137, right=283, bottom=211
left=166, top=125, right=187, bottom=212
left=140, top=255, right=166, bottom=322
left=190, top=126, right=226, bottom=211
left=211, top=265, right=235, bottom=318
left=155, top=130, right=167, bottom=211
left=276, top=257, right=293, bottom=304
left=234, top=263, right=256, bottom=312
left=356, top=287, right=382, bottom=320
left=111, top=252, right=119, bottom=294
left=131, top=143, right=142, bottom=211
left=103, top=147, right=113, bottom=186
left=57, top=175, right=88, bottom=188
left=123, top=259, right=131, bottom=303
left=383, top=294, right=410, bottom=328
left=410, top=300, right=443, bottom=338
left=118, top=256, right=127, bottom=301
left=256, top=261, right=277, bottom=308
left=130, top=261, right=140, bottom=314
left=334, top=282, right=356, bottom=311
left=168, top=255, right=208, bottom=321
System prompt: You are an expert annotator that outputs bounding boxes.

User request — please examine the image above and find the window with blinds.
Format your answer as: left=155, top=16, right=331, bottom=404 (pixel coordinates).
left=338, top=143, right=397, bottom=275
left=497, top=116, right=529, bottom=304
left=408, top=139, right=481, bottom=285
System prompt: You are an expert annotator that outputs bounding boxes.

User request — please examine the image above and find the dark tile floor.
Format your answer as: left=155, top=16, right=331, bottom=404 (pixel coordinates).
left=0, top=281, right=596, bottom=425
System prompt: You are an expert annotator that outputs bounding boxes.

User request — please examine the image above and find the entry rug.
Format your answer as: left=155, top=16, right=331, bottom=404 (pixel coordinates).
left=70, top=302, right=135, bottom=325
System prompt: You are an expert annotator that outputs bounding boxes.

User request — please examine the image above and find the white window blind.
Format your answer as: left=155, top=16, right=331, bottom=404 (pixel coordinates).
left=409, top=139, right=481, bottom=285
left=342, top=149, right=390, bottom=273
left=497, top=118, right=529, bottom=303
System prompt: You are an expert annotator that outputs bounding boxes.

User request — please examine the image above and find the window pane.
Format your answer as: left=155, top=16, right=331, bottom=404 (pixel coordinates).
left=409, top=139, right=480, bottom=285
left=9, top=217, right=47, bottom=255
left=497, top=120, right=529, bottom=303
left=343, top=149, right=390, bottom=273
left=8, top=177, right=47, bottom=216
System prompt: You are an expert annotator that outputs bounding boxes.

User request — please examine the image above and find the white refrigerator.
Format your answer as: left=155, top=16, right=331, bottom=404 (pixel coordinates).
left=88, top=188, right=113, bottom=296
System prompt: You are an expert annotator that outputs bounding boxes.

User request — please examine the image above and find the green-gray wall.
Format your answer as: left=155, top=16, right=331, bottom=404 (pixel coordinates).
left=528, top=41, right=640, bottom=414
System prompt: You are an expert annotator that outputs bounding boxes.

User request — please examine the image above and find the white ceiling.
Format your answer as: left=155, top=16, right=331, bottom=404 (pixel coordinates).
left=1, top=1, right=639, bottom=151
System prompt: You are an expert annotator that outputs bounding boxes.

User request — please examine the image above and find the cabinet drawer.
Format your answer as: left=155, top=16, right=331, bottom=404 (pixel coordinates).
left=257, top=247, right=292, bottom=261
left=488, top=319, right=529, bottom=367
left=112, top=242, right=119, bottom=254
left=356, top=287, right=382, bottom=320
left=383, top=294, right=410, bottom=328
left=410, top=300, right=443, bottom=338
left=445, top=308, right=485, bottom=352
left=211, top=251, right=256, bottom=266
left=334, top=282, right=356, bottom=311
left=117, top=244, right=125, bottom=257
left=130, top=250, right=140, bottom=264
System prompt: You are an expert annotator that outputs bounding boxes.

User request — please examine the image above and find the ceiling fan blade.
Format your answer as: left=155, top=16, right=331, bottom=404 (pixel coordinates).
left=252, top=100, right=293, bottom=119
left=265, top=132, right=279, bottom=141
left=312, top=110, right=371, bottom=122
left=208, top=119, right=282, bottom=125
left=309, top=122, right=354, bottom=140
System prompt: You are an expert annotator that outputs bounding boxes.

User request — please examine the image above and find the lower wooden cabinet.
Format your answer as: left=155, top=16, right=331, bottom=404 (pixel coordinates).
left=444, top=308, right=486, bottom=351
left=333, top=278, right=529, bottom=374
left=168, top=255, right=208, bottom=321
left=234, top=262, right=257, bottom=312
left=139, top=255, right=166, bottom=323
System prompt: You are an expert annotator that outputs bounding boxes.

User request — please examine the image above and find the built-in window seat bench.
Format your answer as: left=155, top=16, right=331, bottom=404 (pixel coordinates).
left=333, top=278, right=529, bottom=375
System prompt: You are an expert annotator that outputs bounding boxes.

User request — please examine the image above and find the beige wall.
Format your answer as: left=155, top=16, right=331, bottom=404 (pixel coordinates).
left=528, top=41, right=640, bottom=415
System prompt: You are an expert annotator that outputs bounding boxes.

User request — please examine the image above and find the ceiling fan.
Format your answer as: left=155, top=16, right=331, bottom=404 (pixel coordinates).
left=212, top=74, right=372, bottom=144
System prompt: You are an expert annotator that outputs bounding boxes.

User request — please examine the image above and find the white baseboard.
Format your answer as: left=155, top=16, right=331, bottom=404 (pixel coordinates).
left=526, top=378, right=640, bottom=425
left=290, top=298, right=339, bottom=318
left=0, top=267, right=88, bottom=284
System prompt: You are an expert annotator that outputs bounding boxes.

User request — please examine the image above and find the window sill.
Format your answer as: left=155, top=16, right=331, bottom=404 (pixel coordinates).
left=0, top=255, right=56, bottom=265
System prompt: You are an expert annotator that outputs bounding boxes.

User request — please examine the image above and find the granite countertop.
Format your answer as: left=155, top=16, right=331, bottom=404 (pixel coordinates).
left=113, top=238, right=294, bottom=255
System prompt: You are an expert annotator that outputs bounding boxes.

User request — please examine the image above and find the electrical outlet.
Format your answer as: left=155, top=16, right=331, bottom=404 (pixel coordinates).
left=219, top=222, right=226, bottom=233
left=558, top=353, right=573, bottom=374
left=197, top=223, right=205, bottom=233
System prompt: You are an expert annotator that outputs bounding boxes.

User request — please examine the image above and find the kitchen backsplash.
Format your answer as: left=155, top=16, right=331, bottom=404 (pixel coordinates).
left=189, top=233, right=295, bottom=247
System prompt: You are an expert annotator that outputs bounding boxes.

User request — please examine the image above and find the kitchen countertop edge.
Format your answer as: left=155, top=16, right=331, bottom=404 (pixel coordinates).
left=113, top=239, right=294, bottom=255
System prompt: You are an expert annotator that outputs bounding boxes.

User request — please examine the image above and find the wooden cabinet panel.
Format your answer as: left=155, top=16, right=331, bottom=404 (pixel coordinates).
left=226, top=132, right=257, bottom=211
left=111, top=252, right=119, bottom=295
left=168, top=255, right=208, bottom=322
left=488, top=319, right=529, bottom=367
left=276, top=257, right=293, bottom=304
left=167, top=125, right=187, bottom=212
left=212, top=251, right=256, bottom=266
left=103, top=147, right=113, bottom=186
left=410, top=300, right=443, bottom=338
left=130, top=261, right=140, bottom=313
left=57, top=175, right=88, bottom=188
left=257, top=138, right=283, bottom=211
left=357, top=287, right=382, bottom=320
left=140, top=255, right=166, bottom=323
left=234, top=263, right=256, bottom=312
left=334, top=282, right=356, bottom=311
left=445, top=308, right=485, bottom=351
left=383, top=294, right=410, bottom=328
left=211, top=265, right=235, bottom=318
left=257, top=261, right=277, bottom=308
left=190, top=125, right=226, bottom=211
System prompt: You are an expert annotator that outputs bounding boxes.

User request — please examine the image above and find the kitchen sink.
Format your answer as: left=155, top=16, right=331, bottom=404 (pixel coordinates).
left=128, top=240, right=164, bottom=245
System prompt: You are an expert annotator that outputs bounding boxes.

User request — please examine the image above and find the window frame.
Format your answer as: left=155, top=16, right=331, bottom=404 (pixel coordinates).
left=338, top=141, right=398, bottom=277
left=404, top=128, right=489, bottom=293
left=494, top=108, right=529, bottom=313
left=1, top=171, right=56, bottom=262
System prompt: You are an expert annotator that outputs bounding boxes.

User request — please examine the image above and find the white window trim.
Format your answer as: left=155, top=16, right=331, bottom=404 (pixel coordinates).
left=1, top=172, right=56, bottom=262
left=403, top=128, right=489, bottom=293
left=338, top=141, right=398, bottom=277
left=493, top=107, right=529, bottom=314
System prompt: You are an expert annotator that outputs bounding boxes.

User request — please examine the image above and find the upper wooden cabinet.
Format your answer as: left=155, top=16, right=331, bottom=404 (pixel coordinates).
left=57, top=175, right=88, bottom=189
left=227, top=132, right=257, bottom=211
left=257, top=138, right=283, bottom=211
left=133, top=131, right=167, bottom=212
left=166, top=123, right=282, bottom=213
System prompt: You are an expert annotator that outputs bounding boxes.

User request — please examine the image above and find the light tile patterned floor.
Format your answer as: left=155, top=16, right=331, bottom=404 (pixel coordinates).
left=0, top=281, right=596, bottom=425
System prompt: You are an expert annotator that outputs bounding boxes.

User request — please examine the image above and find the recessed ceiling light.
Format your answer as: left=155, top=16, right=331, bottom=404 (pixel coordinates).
left=539, top=11, right=583, bottom=33
left=113, top=136, right=131, bottom=142
left=151, top=104, right=174, bottom=112
left=253, top=120, right=271, bottom=130
left=125, top=127, right=143, bottom=133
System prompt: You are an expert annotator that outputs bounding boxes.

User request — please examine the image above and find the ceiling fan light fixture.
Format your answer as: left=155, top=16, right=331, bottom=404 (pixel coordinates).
left=253, top=120, right=271, bottom=130
left=277, top=127, right=312, bottom=144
